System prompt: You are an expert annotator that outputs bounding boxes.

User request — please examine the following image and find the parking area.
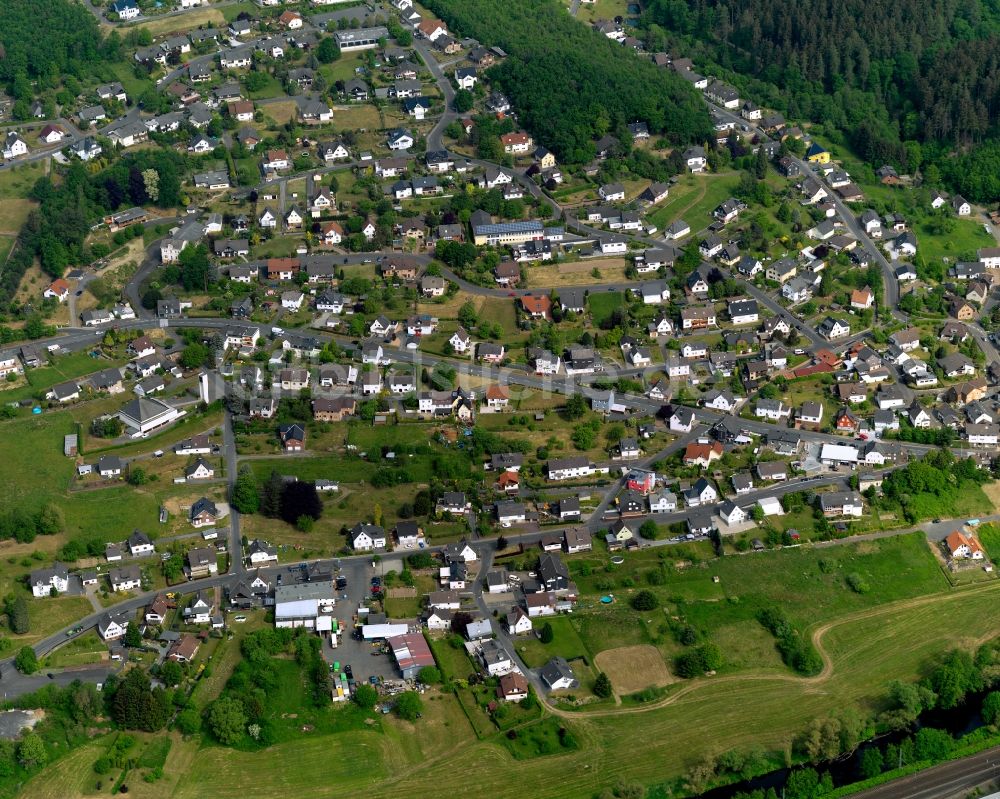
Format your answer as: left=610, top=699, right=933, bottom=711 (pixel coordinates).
left=326, top=628, right=400, bottom=684
left=319, top=557, right=401, bottom=683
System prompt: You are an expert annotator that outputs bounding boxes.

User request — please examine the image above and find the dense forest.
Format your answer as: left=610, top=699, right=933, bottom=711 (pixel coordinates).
left=644, top=0, right=1000, bottom=200
left=0, top=0, right=113, bottom=87
left=422, top=0, right=713, bottom=163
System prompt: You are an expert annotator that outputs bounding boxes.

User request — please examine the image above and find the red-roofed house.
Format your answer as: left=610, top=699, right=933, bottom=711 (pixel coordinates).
left=267, top=258, right=300, bottom=280
left=228, top=100, right=255, bottom=122
left=815, top=349, right=841, bottom=367
left=320, top=221, right=343, bottom=245
left=792, top=361, right=836, bottom=379
left=485, top=384, right=510, bottom=411
left=44, top=278, right=70, bottom=301
left=834, top=407, right=860, bottom=433
left=519, top=294, right=551, bottom=320
left=945, top=530, right=985, bottom=561
left=501, top=132, right=534, bottom=154
left=683, top=440, right=723, bottom=467
left=417, top=19, right=448, bottom=40
left=850, top=287, right=874, bottom=309
left=498, top=671, right=530, bottom=701
left=278, top=10, right=303, bottom=28
left=39, top=124, right=66, bottom=144
left=263, top=149, right=289, bottom=170
left=497, top=470, right=520, bottom=493
left=168, top=633, right=200, bottom=663
left=626, top=470, right=656, bottom=494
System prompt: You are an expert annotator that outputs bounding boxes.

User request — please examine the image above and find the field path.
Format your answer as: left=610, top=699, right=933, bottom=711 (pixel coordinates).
left=539, top=580, right=1000, bottom=720
left=668, top=171, right=733, bottom=224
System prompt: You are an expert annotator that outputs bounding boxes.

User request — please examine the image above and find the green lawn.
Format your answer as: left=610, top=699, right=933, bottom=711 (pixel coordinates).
left=587, top=291, right=625, bottom=326
left=224, top=654, right=380, bottom=746
left=382, top=593, right=424, bottom=618
left=246, top=75, right=287, bottom=101
left=318, top=53, right=366, bottom=85
left=16, top=596, right=95, bottom=648
left=343, top=422, right=437, bottom=451
left=978, top=523, right=1000, bottom=561
left=110, top=62, right=155, bottom=103
left=914, top=216, right=994, bottom=264
left=0, top=410, right=79, bottom=507
left=681, top=172, right=744, bottom=234
left=247, top=454, right=393, bottom=483
left=221, top=0, right=258, bottom=20
left=513, top=616, right=592, bottom=668
left=428, top=634, right=477, bottom=682
left=501, top=716, right=579, bottom=759
left=0, top=161, right=47, bottom=200
left=0, top=406, right=218, bottom=558
left=253, top=236, right=303, bottom=258
left=646, top=177, right=701, bottom=230
left=477, top=296, right=518, bottom=333
left=42, top=630, right=106, bottom=668
left=566, top=532, right=949, bottom=649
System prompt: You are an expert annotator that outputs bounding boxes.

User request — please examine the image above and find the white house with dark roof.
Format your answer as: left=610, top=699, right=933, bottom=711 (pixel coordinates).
left=30, top=562, right=69, bottom=597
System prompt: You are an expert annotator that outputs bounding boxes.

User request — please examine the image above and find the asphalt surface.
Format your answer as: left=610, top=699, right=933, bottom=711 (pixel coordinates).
left=221, top=404, right=245, bottom=574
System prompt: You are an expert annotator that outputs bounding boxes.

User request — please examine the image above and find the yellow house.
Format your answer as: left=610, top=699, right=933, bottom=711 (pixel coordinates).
left=535, top=147, right=556, bottom=169
left=806, top=143, right=830, bottom=164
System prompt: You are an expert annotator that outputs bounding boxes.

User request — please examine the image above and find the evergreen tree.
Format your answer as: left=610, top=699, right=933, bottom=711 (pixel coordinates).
left=260, top=470, right=284, bottom=518
left=280, top=481, right=323, bottom=525
left=8, top=595, right=29, bottom=634
left=124, top=621, right=142, bottom=648
left=231, top=466, right=260, bottom=514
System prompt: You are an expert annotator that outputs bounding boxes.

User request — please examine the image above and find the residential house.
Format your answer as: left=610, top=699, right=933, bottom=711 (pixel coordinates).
left=109, top=565, right=142, bottom=592
left=187, top=546, right=219, bottom=579
left=819, top=491, right=864, bottom=517
left=350, top=522, right=386, bottom=551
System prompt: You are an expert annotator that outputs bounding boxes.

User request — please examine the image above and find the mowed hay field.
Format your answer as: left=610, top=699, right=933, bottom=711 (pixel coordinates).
left=524, top=258, right=630, bottom=287
left=0, top=198, right=35, bottom=235
left=595, top=644, right=675, bottom=694
left=136, top=8, right=225, bottom=36
left=261, top=100, right=297, bottom=127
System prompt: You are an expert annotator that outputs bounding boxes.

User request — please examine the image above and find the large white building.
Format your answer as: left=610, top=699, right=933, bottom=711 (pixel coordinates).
left=274, top=582, right=336, bottom=631
left=118, top=396, right=183, bottom=436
